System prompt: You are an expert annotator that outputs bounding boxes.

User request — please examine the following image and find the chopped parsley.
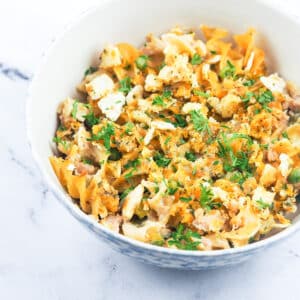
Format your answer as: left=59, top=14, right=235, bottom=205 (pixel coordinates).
left=190, top=53, right=202, bottom=65
left=199, top=184, right=221, bottom=211
left=125, top=122, right=134, bottom=134
left=135, top=55, right=149, bottom=70
left=152, top=95, right=166, bottom=106
left=152, top=90, right=172, bottom=106
left=179, top=196, right=192, bottom=203
left=243, top=79, right=256, bottom=86
left=230, top=171, right=251, bottom=186
left=83, top=111, right=99, bottom=129
left=254, top=108, right=261, bottom=115
left=193, top=90, right=210, bottom=98
left=120, top=187, right=134, bottom=201
left=119, top=77, right=132, bottom=95
left=217, top=133, right=253, bottom=181
left=192, top=166, right=197, bottom=175
left=82, top=158, right=93, bottom=165
left=84, top=66, right=98, bottom=76
left=108, top=147, right=122, bottom=161
left=71, top=100, right=79, bottom=119
left=190, top=110, right=212, bottom=135
left=256, top=199, right=272, bottom=210
left=124, top=158, right=141, bottom=170
left=288, top=168, right=300, bottom=184
left=168, top=224, right=201, bottom=250
left=282, top=131, right=289, bottom=139
left=164, top=179, right=179, bottom=195
left=52, top=136, right=68, bottom=150
left=124, top=169, right=135, bottom=180
left=57, top=124, right=66, bottom=131
left=158, top=62, right=166, bottom=71
left=256, top=90, right=274, bottom=111
left=87, top=123, right=115, bottom=150
left=152, top=240, right=164, bottom=246
left=185, top=152, right=197, bottom=162
left=124, top=64, right=131, bottom=70
left=241, top=92, right=254, bottom=105
left=219, top=60, right=236, bottom=79
left=173, top=114, right=187, bottom=128
left=162, top=89, right=172, bottom=98
left=153, top=152, right=171, bottom=167
left=230, top=133, right=253, bottom=145
left=164, top=136, right=171, bottom=145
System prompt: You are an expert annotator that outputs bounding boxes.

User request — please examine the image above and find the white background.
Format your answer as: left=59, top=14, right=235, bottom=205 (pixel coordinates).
left=1, top=0, right=300, bottom=299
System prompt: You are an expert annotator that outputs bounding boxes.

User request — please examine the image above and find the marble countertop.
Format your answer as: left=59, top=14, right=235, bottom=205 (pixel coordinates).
left=1, top=0, right=300, bottom=299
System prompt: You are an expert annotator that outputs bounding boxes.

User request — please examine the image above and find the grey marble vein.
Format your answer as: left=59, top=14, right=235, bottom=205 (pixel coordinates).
left=8, top=147, right=35, bottom=177
left=0, top=62, right=31, bottom=81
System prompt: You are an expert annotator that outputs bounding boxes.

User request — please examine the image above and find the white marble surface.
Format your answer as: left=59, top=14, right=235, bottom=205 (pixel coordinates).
left=1, top=0, right=300, bottom=299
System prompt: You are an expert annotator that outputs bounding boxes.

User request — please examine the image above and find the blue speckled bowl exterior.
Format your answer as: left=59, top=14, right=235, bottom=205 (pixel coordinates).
left=50, top=189, right=289, bottom=270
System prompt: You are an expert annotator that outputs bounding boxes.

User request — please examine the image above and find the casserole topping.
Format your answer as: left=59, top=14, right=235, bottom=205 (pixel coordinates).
left=50, top=25, right=300, bottom=250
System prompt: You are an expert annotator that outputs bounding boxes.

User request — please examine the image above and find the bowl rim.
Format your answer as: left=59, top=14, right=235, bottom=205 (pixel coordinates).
left=26, top=0, right=300, bottom=257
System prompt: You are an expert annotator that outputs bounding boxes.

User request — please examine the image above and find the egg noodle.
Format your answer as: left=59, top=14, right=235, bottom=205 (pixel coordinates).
left=50, top=25, right=300, bottom=250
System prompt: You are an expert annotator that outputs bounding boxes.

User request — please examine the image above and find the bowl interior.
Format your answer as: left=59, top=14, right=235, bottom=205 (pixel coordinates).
left=28, top=0, right=300, bottom=251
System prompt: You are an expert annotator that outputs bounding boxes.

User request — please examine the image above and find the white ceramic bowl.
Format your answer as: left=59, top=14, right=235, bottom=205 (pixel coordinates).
left=27, top=0, right=300, bottom=270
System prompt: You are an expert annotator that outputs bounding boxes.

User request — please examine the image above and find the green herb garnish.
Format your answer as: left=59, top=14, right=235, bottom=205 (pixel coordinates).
left=256, top=90, right=274, bottom=111
left=152, top=240, right=164, bottom=246
left=84, top=66, right=98, bottom=76
left=87, top=123, right=115, bottom=150
left=52, top=136, right=68, bottom=150
left=152, top=95, right=166, bottom=107
left=124, top=169, right=135, bottom=180
left=199, top=184, right=221, bottom=211
left=230, top=171, right=251, bottom=185
left=168, top=224, right=201, bottom=250
left=124, top=158, right=141, bottom=170
left=217, top=133, right=253, bottom=181
left=164, top=137, right=171, bottom=145
left=185, top=152, right=197, bottom=162
left=243, top=79, right=256, bottom=86
left=162, top=89, right=172, bottom=98
left=125, top=122, right=134, bottom=135
left=108, top=147, right=122, bottom=161
left=119, top=77, right=132, bottom=95
left=219, top=60, right=236, bottom=79
left=135, top=55, right=149, bottom=70
left=190, top=110, right=212, bottom=135
left=57, top=124, right=66, bottom=131
left=71, top=100, right=79, bottom=119
left=179, top=196, right=192, bottom=203
left=193, top=90, right=210, bottom=98
left=242, top=92, right=254, bottom=105
left=288, top=168, right=300, bottom=184
left=190, top=53, right=202, bottom=65
left=153, top=152, right=171, bottom=167
left=83, top=111, right=99, bottom=129
left=282, top=131, right=289, bottom=139
left=82, top=158, right=93, bottom=165
left=158, top=62, right=166, bottom=71
left=173, top=114, right=187, bottom=128
left=256, top=199, right=272, bottom=210
left=120, top=187, right=134, bottom=201
left=164, top=179, right=179, bottom=195
left=152, top=90, right=172, bottom=106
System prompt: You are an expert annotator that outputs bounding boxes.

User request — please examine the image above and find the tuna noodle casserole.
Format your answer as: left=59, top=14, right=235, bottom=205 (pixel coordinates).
left=50, top=25, right=300, bottom=251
